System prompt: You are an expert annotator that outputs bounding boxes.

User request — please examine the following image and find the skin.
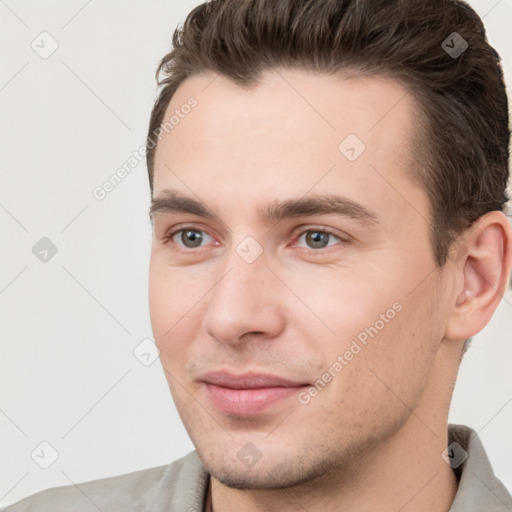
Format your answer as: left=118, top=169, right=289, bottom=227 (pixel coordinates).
left=148, top=69, right=512, bottom=512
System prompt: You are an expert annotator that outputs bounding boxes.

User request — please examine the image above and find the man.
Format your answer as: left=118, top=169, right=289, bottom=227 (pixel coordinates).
left=4, top=0, right=511, bottom=510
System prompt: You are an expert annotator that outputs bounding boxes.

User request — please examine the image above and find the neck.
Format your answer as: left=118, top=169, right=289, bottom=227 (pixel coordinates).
left=208, top=418, right=458, bottom=512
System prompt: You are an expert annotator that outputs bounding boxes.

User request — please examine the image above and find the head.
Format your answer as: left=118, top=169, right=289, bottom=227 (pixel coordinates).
left=147, top=0, right=512, bottom=491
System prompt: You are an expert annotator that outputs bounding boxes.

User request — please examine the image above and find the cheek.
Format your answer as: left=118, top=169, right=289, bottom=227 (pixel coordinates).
left=287, top=268, right=432, bottom=395
left=280, top=267, right=396, bottom=345
left=149, top=252, right=208, bottom=322
left=302, top=307, right=431, bottom=442
left=148, top=258, right=204, bottom=361
left=336, top=294, right=440, bottom=416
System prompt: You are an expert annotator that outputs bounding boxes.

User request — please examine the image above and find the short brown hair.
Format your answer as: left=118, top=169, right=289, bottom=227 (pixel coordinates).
left=146, top=0, right=510, bottom=266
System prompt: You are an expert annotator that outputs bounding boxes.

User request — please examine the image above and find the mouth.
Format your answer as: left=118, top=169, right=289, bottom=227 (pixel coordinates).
left=200, top=371, right=310, bottom=416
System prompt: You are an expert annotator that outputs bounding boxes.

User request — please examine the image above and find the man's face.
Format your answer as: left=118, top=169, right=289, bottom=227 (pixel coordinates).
left=149, top=69, right=451, bottom=489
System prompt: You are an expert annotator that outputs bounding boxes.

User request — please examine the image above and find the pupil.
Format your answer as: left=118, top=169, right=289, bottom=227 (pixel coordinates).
left=182, top=230, right=203, bottom=247
left=307, top=231, right=329, bottom=248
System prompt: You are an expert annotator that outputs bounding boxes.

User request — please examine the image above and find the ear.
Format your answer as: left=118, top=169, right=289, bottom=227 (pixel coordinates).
left=445, top=211, right=512, bottom=341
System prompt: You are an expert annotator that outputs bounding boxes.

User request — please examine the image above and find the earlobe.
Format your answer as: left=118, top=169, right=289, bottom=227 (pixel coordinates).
left=445, top=211, right=512, bottom=341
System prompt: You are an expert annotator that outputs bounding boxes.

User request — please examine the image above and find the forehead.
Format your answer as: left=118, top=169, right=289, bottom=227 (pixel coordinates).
left=152, top=69, right=427, bottom=226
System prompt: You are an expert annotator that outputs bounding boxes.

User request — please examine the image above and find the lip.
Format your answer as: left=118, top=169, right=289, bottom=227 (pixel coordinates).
left=201, top=371, right=309, bottom=416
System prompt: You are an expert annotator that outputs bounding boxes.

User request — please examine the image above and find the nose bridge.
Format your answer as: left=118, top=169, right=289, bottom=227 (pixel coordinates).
left=201, top=241, right=283, bottom=344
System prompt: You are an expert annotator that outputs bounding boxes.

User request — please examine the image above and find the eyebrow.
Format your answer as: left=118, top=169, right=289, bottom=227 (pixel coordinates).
left=149, top=190, right=379, bottom=225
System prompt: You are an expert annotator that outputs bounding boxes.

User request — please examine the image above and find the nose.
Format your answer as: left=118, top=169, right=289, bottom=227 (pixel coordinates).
left=200, top=248, right=285, bottom=346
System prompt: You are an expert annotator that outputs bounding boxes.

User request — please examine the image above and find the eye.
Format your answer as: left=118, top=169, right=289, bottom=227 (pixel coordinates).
left=166, top=228, right=215, bottom=249
left=295, top=229, right=342, bottom=250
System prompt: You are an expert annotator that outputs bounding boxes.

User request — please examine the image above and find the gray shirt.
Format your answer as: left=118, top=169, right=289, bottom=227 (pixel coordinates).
left=3, top=424, right=511, bottom=511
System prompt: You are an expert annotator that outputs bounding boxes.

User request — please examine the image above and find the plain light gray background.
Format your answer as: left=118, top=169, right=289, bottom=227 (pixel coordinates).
left=1, top=0, right=511, bottom=507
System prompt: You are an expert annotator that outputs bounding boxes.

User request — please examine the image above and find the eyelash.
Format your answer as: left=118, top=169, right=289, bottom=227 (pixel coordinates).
left=161, top=225, right=346, bottom=253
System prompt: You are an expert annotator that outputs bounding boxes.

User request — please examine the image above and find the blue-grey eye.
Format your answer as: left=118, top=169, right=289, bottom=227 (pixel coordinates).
left=297, top=230, right=341, bottom=249
left=178, top=229, right=210, bottom=248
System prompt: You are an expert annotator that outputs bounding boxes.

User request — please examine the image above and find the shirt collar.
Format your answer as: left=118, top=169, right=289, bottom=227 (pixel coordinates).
left=448, top=423, right=512, bottom=511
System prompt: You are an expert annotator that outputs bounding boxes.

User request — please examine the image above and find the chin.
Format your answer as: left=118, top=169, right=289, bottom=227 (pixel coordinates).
left=199, top=447, right=339, bottom=491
